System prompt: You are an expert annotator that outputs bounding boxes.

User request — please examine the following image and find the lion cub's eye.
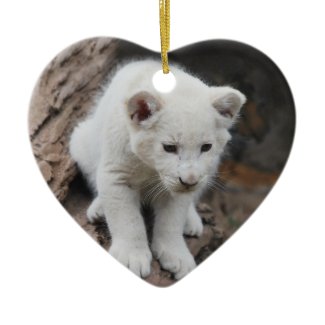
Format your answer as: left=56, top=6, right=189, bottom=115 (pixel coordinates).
left=163, top=144, right=177, bottom=153
left=201, top=144, right=212, bottom=152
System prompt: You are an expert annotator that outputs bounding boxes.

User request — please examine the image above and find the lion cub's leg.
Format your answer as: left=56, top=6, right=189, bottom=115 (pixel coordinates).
left=184, top=202, right=203, bottom=237
left=151, top=196, right=196, bottom=280
left=98, top=172, right=152, bottom=278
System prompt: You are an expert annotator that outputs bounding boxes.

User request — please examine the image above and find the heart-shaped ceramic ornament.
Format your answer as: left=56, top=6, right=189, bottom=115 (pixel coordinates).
left=29, top=38, right=295, bottom=287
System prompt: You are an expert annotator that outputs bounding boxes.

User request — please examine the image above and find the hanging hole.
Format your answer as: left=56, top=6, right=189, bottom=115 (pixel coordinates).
left=152, top=70, right=176, bottom=93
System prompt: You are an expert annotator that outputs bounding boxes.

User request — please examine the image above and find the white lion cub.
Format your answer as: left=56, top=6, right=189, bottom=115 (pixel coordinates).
left=69, top=60, right=246, bottom=279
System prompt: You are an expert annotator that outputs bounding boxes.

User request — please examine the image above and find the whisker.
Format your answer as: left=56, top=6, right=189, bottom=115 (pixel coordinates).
left=142, top=182, right=162, bottom=204
left=138, top=175, right=161, bottom=191
left=151, top=184, right=168, bottom=203
left=163, top=176, right=178, bottom=188
left=207, top=177, right=227, bottom=192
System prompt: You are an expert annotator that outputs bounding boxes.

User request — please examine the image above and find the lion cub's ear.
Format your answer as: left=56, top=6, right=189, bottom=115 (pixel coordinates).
left=211, top=86, right=246, bottom=128
left=127, top=91, right=161, bottom=126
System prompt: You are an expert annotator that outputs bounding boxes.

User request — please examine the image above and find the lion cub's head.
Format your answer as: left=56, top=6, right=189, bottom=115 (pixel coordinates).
left=124, top=62, right=246, bottom=195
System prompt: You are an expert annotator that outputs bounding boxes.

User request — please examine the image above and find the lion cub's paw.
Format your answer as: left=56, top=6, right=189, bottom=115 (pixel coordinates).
left=86, top=197, right=104, bottom=223
left=109, top=242, right=152, bottom=278
left=152, top=239, right=196, bottom=280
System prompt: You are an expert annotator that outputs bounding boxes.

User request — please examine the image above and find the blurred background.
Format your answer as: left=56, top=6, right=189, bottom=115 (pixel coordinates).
left=29, top=38, right=295, bottom=286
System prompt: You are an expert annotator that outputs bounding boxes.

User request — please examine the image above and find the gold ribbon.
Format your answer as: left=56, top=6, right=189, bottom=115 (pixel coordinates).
left=159, top=0, right=170, bottom=74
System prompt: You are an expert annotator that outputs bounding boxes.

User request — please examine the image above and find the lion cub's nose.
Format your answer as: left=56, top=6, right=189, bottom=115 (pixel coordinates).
left=179, top=177, right=198, bottom=187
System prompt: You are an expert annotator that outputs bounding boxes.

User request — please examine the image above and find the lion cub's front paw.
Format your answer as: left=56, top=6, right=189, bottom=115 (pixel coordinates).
left=109, top=242, right=152, bottom=278
left=86, top=197, right=104, bottom=223
left=184, top=208, right=203, bottom=237
left=151, top=238, right=196, bottom=280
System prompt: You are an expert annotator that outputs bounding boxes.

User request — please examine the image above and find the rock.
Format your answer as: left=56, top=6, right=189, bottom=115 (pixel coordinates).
left=38, top=160, right=53, bottom=182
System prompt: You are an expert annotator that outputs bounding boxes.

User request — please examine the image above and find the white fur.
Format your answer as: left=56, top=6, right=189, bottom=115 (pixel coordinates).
left=69, top=60, right=246, bottom=279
